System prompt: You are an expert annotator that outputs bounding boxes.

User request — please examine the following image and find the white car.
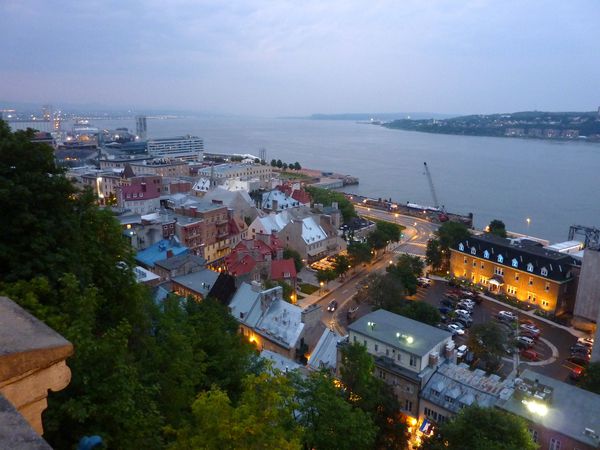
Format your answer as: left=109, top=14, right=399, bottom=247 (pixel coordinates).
left=417, top=277, right=432, bottom=287
left=447, top=324, right=465, bottom=336
left=498, top=310, right=517, bottom=321
left=454, top=309, right=471, bottom=318
left=460, top=299, right=476, bottom=308
left=578, top=337, right=594, bottom=348
left=456, top=344, right=468, bottom=358
left=520, top=324, right=541, bottom=335
left=457, top=302, right=474, bottom=311
left=517, top=336, right=534, bottom=347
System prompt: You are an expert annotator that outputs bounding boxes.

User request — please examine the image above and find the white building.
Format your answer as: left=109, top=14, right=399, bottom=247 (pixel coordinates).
left=147, top=135, right=203, bottom=161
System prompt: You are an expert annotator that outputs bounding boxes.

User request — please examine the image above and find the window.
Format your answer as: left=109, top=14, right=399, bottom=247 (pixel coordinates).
left=405, top=400, right=413, bottom=411
left=409, top=355, right=417, bottom=367
left=473, top=261, right=477, bottom=267
left=494, top=266, right=504, bottom=276
left=545, top=282, right=550, bottom=292
left=378, top=369, right=386, bottom=380
left=528, top=277, right=534, bottom=286
left=527, top=263, right=534, bottom=272
left=397, top=353, right=401, bottom=362
left=484, top=250, right=490, bottom=259
left=444, top=395, right=454, bottom=404
left=542, top=300, right=550, bottom=307
left=512, top=258, right=518, bottom=268
left=363, top=340, right=367, bottom=347
left=464, top=257, right=468, bottom=264
left=497, top=254, right=504, bottom=263
left=541, top=267, right=548, bottom=276
left=353, top=335, right=357, bottom=343
left=507, top=285, right=517, bottom=295
left=386, top=348, right=389, bottom=356
left=374, top=344, right=379, bottom=352
left=480, top=276, right=488, bottom=285
left=549, top=438, right=561, bottom=450
left=528, top=429, right=538, bottom=443
left=481, top=262, right=485, bottom=269
left=405, top=385, right=413, bottom=394
left=471, top=247, right=476, bottom=255
left=527, top=292, right=536, bottom=302
left=459, top=243, right=464, bottom=251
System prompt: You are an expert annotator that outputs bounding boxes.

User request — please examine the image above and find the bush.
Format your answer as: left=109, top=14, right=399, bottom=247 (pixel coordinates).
left=299, top=283, right=319, bottom=295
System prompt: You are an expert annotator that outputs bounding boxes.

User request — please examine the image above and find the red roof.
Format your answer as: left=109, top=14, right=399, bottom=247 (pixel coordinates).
left=225, top=254, right=256, bottom=277
left=271, top=259, right=297, bottom=281
left=120, top=183, right=160, bottom=200
left=291, top=189, right=311, bottom=205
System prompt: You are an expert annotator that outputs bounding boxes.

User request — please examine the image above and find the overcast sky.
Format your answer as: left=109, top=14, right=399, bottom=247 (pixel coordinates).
left=1, top=0, right=599, bottom=116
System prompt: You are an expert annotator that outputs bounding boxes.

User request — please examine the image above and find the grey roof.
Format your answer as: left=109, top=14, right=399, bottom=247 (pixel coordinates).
left=420, top=363, right=512, bottom=415
left=260, top=350, right=302, bottom=373
left=154, top=254, right=206, bottom=271
left=348, top=309, right=452, bottom=357
left=172, top=269, right=219, bottom=297
left=307, top=329, right=343, bottom=371
left=497, top=369, right=600, bottom=447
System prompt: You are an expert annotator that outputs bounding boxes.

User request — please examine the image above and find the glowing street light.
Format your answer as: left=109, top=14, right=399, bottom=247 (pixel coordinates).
left=522, top=399, right=548, bottom=416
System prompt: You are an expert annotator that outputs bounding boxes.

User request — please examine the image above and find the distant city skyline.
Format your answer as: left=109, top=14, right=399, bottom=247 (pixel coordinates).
left=1, top=0, right=599, bottom=117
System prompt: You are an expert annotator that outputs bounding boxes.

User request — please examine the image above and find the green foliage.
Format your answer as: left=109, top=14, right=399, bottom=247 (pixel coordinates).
left=339, top=343, right=409, bottom=449
left=265, top=279, right=294, bottom=302
left=298, top=283, right=319, bottom=295
left=294, top=370, right=377, bottom=450
left=333, top=254, right=351, bottom=277
left=468, top=322, right=510, bottom=372
left=347, top=241, right=373, bottom=265
left=433, top=221, right=471, bottom=269
left=356, top=273, right=405, bottom=312
left=316, top=268, right=337, bottom=284
left=283, top=247, right=304, bottom=272
left=426, top=239, right=443, bottom=270
left=375, top=220, right=403, bottom=243
left=171, top=372, right=302, bottom=450
left=277, top=159, right=283, bottom=168
left=398, top=301, right=441, bottom=326
left=305, top=186, right=357, bottom=223
left=271, top=159, right=277, bottom=167
left=423, top=405, right=537, bottom=450
left=387, top=254, right=424, bottom=296
left=579, top=362, right=600, bottom=394
left=488, top=219, right=507, bottom=238
left=367, top=228, right=389, bottom=250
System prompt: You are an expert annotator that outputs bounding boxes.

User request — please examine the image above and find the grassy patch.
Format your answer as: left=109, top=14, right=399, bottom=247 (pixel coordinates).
left=299, top=283, right=320, bottom=295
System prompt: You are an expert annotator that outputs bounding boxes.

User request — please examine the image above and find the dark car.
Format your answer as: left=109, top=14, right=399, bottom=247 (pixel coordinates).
left=571, top=344, right=591, bottom=354
left=441, top=298, right=454, bottom=308
left=571, top=349, right=591, bottom=361
left=327, top=300, right=338, bottom=312
left=567, top=356, right=590, bottom=367
left=439, top=306, right=452, bottom=315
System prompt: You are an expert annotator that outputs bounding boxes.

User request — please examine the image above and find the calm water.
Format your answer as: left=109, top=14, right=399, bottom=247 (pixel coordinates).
left=67, top=116, right=600, bottom=242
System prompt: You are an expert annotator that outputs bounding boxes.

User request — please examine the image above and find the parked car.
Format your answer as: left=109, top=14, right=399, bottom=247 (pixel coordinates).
left=517, top=336, right=534, bottom=348
left=570, top=366, right=585, bottom=381
left=577, top=337, right=594, bottom=348
left=571, top=349, right=591, bottom=361
left=455, top=317, right=473, bottom=328
left=460, top=298, right=476, bottom=307
left=327, top=300, right=338, bottom=312
left=570, top=344, right=591, bottom=354
left=520, top=330, right=540, bottom=341
left=417, top=277, right=432, bottom=287
left=447, top=323, right=465, bottom=336
left=441, top=298, right=455, bottom=308
left=567, top=356, right=590, bottom=367
left=456, top=344, right=468, bottom=359
left=520, top=324, right=541, bottom=335
left=497, top=310, right=518, bottom=322
left=521, top=349, right=539, bottom=361
left=454, top=309, right=471, bottom=319
left=457, top=302, right=474, bottom=312
left=439, top=306, right=452, bottom=315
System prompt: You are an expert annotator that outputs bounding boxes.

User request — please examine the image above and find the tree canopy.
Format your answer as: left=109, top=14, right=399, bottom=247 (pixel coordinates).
left=423, top=405, right=537, bottom=450
left=579, top=362, right=600, bottom=394
left=468, top=322, right=511, bottom=372
left=488, top=219, right=507, bottom=238
left=305, top=186, right=357, bottom=223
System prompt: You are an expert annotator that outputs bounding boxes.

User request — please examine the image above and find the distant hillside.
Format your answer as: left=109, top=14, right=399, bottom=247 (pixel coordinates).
left=384, top=110, right=600, bottom=141
left=308, top=112, right=453, bottom=121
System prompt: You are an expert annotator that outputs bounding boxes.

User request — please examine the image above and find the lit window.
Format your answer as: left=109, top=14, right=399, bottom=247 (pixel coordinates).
left=458, top=243, right=464, bottom=251
left=497, top=254, right=504, bottom=263
left=541, top=267, right=548, bottom=276
left=527, top=263, right=534, bottom=272
left=512, top=258, right=518, bottom=268
left=471, top=247, right=476, bottom=255
left=484, top=250, right=490, bottom=259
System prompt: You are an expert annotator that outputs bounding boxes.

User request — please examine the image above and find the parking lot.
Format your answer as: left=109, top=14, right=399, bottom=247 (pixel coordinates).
left=408, top=279, right=585, bottom=382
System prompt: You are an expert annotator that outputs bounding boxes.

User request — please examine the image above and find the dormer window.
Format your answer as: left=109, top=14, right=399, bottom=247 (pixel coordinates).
left=527, top=263, right=534, bottom=272
left=511, top=258, right=518, bottom=268
left=497, top=254, right=504, bottom=264
left=541, top=267, right=548, bottom=277
left=471, top=247, right=476, bottom=255
left=458, top=243, right=465, bottom=252
left=483, top=250, right=490, bottom=259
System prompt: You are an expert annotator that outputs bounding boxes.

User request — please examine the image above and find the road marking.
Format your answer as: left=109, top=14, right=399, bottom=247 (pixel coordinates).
left=341, top=289, right=348, bottom=294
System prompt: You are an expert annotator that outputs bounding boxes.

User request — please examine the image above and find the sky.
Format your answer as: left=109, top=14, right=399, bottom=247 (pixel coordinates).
left=1, top=0, right=599, bottom=116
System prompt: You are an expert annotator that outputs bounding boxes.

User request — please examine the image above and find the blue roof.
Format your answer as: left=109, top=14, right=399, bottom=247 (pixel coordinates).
left=135, top=239, right=188, bottom=267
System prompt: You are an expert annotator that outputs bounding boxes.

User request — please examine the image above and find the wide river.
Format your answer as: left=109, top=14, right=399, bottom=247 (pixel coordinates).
left=62, top=116, right=600, bottom=243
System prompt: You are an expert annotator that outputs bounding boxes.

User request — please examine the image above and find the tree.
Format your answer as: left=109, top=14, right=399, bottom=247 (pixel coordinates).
left=579, top=362, right=600, bottom=394
left=367, top=228, right=389, bottom=251
left=357, top=273, right=405, bottom=313
left=488, top=219, right=507, bottom=238
left=426, top=239, right=443, bottom=270
left=468, top=322, right=510, bottom=372
left=399, top=301, right=441, bottom=326
left=171, top=372, right=302, bottom=450
left=387, top=254, right=424, bottom=296
left=316, top=268, right=337, bottom=284
left=339, top=343, right=409, bottom=449
left=293, top=162, right=301, bottom=170
left=283, top=248, right=304, bottom=272
left=294, top=371, right=377, bottom=450
left=423, top=405, right=537, bottom=450
left=347, top=241, right=373, bottom=266
left=271, top=159, right=277, bottom=167
left=375, top=220, right=403, bottom=244
left=282, top=163, right=288, bottom=170
left=305, top=186, right=357, bottom=224
left=333, top=254, right=351, bottom=278
left=276, top=159, right=283, bottom=168
left=434, top=221, right=471, bottom=269
left=265, top=279, right=294, bottom=303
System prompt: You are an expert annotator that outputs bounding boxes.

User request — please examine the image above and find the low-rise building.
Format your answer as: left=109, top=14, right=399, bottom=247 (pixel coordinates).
left=147, top=135, right=203, bottom=161
left=153, top=253, right=206, bottom=281
left=197, top=163, right=272, bottom=188
left=340, top=309, right=453, bottom=418
left=116, top=182, right=160, bottom=215
left=130, top=158, right=190, bottom=177
left=451, top=234, right=578, bottom=315
left=419, top=363, right=513, bottom=426
left=135, top=238, right=189, bottom=269
left=497, top=369, right=600, bottom=450
left=171, top=268, right=220, bottom=301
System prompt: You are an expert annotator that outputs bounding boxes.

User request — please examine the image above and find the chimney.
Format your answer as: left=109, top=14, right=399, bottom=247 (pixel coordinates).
left=428, top=351, right=440, bottom=368
left=272, top=199, right=278, bottom=211
left=166, top=249, right=174, bottom=258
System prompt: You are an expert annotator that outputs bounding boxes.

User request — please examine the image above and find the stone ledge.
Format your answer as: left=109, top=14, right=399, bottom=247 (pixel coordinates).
left=0, top=394, right=52, bottom=450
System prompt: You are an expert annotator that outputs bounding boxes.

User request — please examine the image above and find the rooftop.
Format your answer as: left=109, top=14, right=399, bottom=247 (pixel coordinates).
left=260, top=350, right=302, bottom=373
left=135, top=238, right=188, bottom=268
left=154, top=253, right=206, bottom=271
left=348, top=309, right=452, bottom=357
left=172, top=269, right=220, bottom=297
left=307, top=329, right=344, bottom=371
left=497, top=369, right=600, bottom=448
left=420, top=363, right=513, bottom=414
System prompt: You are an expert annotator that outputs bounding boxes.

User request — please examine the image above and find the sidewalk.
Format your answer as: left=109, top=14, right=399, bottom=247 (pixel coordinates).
left=433, top=277, right=589, bottom=339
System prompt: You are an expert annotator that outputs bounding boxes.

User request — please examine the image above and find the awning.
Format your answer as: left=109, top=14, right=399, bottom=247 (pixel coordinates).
left=489, top=275, right=505, bottom=286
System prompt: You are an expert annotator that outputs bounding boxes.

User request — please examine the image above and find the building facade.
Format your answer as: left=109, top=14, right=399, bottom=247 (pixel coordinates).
left=450, top=234, right=578, bottom=315
left=147, top=135, right=203, bottom=161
